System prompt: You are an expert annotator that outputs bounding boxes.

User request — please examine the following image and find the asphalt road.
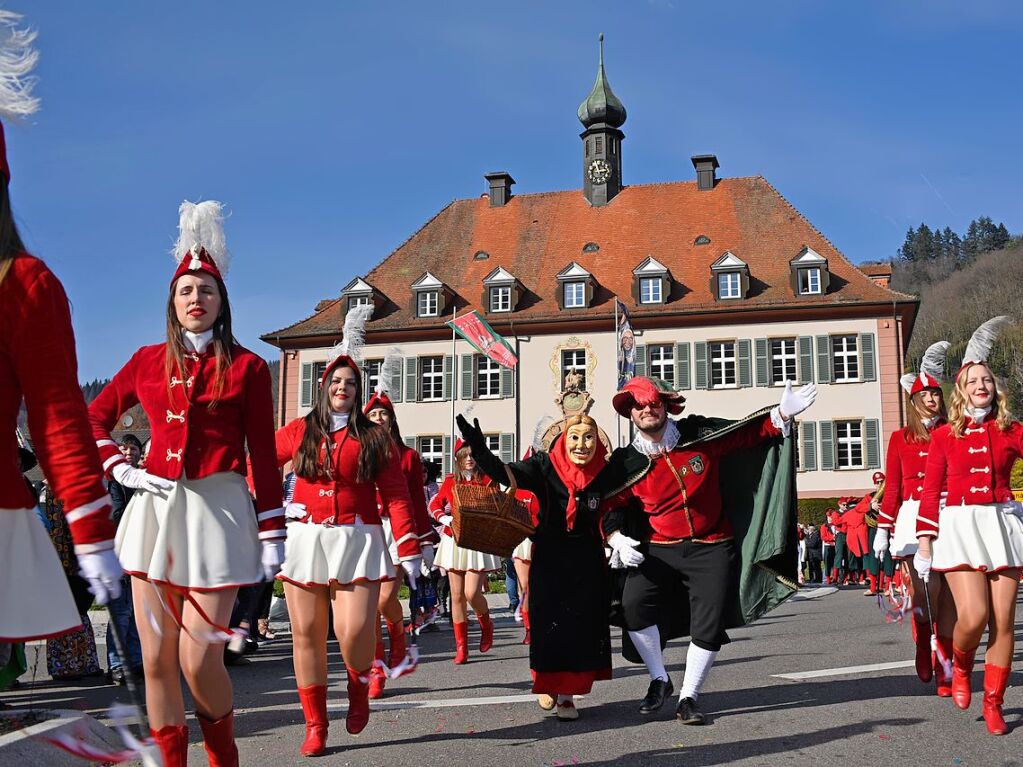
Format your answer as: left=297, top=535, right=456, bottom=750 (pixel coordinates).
left=4, top=586, right=1023, bottom=767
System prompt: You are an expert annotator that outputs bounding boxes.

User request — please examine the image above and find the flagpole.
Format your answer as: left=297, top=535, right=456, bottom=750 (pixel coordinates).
left=451, top=306, right=457, bottom=454
left=614, top=298, right=621, bottom=448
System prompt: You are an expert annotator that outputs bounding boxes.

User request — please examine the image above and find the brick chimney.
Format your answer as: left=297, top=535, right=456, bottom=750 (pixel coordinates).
left=691, top=154, right=720, bottom=191
left=484, top=172, right=515, bottom=207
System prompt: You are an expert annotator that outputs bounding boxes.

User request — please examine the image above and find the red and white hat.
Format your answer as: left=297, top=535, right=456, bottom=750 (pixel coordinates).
left=900, top=340, right=949, bottom=397
left=171, top=201, right=230, bottom=286
left=954, top=316, right=1011, bottom=380
left=871, top=471, right=885, bottom=485
left=364, top=348, right=403, bottom=414
left=612, top=376, right=685, bottom=418
left=0, top=10, right=40, bottom=184
left=321, top=303, right=374, bottom=388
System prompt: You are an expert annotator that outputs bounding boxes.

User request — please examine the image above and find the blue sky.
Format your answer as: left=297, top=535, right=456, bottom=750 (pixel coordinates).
left=11, top=1, right=1022, bottom=380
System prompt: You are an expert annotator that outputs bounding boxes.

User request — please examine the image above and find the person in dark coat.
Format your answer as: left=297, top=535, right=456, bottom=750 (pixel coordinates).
left=804, top=524, right=823, bottom=584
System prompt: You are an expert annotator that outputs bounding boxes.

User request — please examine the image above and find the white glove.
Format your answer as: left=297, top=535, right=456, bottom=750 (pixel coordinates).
left=913, top=551, right=932, bottom=583
left=78, top=549, right=124, bottom=605
left=421, top=543, right=436, bottom=569
left=608, top=549, right=625, bottom=570
left=261, top=540, right=285, bottom=581
left=438, top=514, right=454, bottom=528
left=607, top=532, right=645, bottom=568
left=872, top=528, right=890, bottom=558
left=284, top=502, right=307, bottom=521
left=779, top=381, right=817, bottom=420
left=402, top=557, right=423, bottom=588
left=112, top=463, right=174, bottom=494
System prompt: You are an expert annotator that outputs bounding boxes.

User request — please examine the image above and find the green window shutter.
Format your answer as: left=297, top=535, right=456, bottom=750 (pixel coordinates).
left=675, top=343, right=691, bottom=390
left=500, top=365, right=514, bottom=398
left=405, top=357, right=419, bottom=402
left=443, top=435, right=452, bottom=476
left=500, top=433, right=514, bottom=463
left=390, top=358, right=403, bottom=403
left=694, top=341, right=708, bottom=389
left=754, top=339, right=769, bottom=387
left=738, top=339, right=752, bottom=388
left=460, top=354, right=474, bottom=400
left=403, top=436, right=416, bottom=449
left=819, top=421, right=835, bottom=470
left=860, top=333, right=877, bottom=382
left=634, top=344, right=647, bottom=378
left=816, top=336, right=832, bottom=384
left=865, top=419, right=881, bottom=469
left=800, top=421, right=817, bottom=471
left=442, top=355, right=454, bottom=400
left=300, top=363, right=313, bottom=408
left=798, top=336, right=814, bottom=384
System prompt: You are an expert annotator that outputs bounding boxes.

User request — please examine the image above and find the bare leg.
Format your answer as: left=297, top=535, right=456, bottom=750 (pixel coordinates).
left=985, top=570, right=1021, bottom=667
left=935, top=573, right=957, bottom=638
left=179, top=588, right=238, bottom=719
left=944, top=571, right=990, bottom=650
left=331, top=581, right=381, bottom=671
left=378, top=565, right=404, bottom=625
left=448, top=572, right=467, bottom=623
left=284, top=581, right=331, bottom=688
left=463, top=571, right=490, bottom=616
left=132, top=578, right=185, bottom=729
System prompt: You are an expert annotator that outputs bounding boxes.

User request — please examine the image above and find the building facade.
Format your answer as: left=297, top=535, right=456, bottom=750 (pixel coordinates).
left=264, top=44, right=918, bottom=499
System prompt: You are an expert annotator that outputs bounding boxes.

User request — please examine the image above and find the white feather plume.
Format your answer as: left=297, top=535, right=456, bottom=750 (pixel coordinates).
left=377, top=347, right=402, bottom=395
left=962, top=316, right=1011, bottom=367
left=172, top=200, right=230, bottom=278
left=899, top=373, right=917, bottom=394
left=920, top=341, right=950, bottom=382
left=531, top=414, right=555, bottom=453
left=332, top=302, right=374, bottom=365
left=0, top=11, right=39, bottom=120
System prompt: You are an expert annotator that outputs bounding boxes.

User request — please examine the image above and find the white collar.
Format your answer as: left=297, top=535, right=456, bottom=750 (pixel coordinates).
left=631, top=418, right=681, bottom=456
left=182, top=329, right=214, bottom=354
left=922, top=416, right=940, bottom=430
left=330, top=412, right=350, bottom=433
left=461, top=470, right=475, bottom=481
left=967, top=406, right=992, bottom=423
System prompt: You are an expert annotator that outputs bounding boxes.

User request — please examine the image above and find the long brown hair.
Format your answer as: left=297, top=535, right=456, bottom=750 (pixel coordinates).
left=903, top=389, right=947, bottom=443
left=0, top=177, right=27, bottom=288
left=948, top=363, right=1012, bottom=437
left=164, top=273, right=234, bottom=406
left=294, top=363, right=393, bottom=483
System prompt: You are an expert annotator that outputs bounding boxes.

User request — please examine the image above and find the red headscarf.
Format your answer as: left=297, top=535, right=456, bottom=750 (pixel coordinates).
left=548, top=426, right=608, bottom=531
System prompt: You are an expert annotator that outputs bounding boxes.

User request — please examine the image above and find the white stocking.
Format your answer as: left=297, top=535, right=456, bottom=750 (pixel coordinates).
left=680, top=643, right=718, bottom=701
left=628, top=625, right=668, bottom=682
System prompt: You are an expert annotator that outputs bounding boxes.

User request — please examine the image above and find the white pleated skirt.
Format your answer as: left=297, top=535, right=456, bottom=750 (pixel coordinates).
left=512, top=537, right=533, bottom=563
left=891, top=500, right=922, bottom=558
left=0, top=508, right=81, bottom=641
left=932, top=502, right=1023, bottom=573
left=279, top=520, right=394, bottom=587
left=116, top=472, right=261, bottom=591
left=435, top=533, right=502, bottom=573
left=380, top=516, right=400, bottom=566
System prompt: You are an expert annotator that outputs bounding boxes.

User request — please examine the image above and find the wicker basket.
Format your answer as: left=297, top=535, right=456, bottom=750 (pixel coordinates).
left=451, top=466, right=535, bottom=558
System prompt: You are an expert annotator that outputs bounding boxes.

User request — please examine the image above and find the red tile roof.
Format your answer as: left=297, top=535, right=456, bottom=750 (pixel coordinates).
left=264, top=176, right=915, bottom=343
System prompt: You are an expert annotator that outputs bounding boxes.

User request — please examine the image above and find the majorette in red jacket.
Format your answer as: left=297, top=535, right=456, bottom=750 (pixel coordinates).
left=1, top=254, right=115, bottom=551
left=375, top=443, right=440, bottom=546
left=917, top=413, right=1023, bottom=538
left=429, top=473, right=494, bottom=537
left=272, top=417, right=421, bottom=561
left=877, top=421, right=946, bottom=530
left=820, top=521, right=836, bottom=545
left=843, top=494, right=873, bottom=558
left=89, top=342, right=285, bottom=541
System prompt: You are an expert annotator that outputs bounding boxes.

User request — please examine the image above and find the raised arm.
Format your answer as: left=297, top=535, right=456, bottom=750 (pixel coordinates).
left=456, top=413, right=546, bottom=494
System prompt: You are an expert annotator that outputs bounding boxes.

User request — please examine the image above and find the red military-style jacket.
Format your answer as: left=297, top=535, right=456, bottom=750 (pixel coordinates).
left=617, top=413, right=783, bottom=543
left=1, top=254, right=115, bottom=550
left=918, top=413, right=1023, bottom=538
left=820, top=522, right=836, bottom=545
left=878, top=422, right=947, bottom=530
left=843, top=494, right=873, bottom=557
left=89, top=342, right=285, bottom=540
left=274, top=417, right=421, bottom=561
left=428, top=473, right=494, bottom=538
left=376, top=443, right=440, bottom=546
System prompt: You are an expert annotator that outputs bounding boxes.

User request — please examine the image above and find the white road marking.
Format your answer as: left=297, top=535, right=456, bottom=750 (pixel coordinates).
left=772, top=660, right=914, bottom=680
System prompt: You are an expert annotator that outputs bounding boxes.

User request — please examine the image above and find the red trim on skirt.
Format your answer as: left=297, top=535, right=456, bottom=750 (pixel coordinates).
left=277, top=574, right=396, bottom=589
left=933, top=563, right=1023, bottom=574
left=0, top=623, right=83, bottom=642
left=124, top=569, right=255, bottom=593
left=531, top=667, right=612, bottom=696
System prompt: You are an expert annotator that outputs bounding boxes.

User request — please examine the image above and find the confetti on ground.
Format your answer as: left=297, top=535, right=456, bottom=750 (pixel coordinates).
left=879, top=735, right=890, bottom=740
left=952, top=759, right=963, bottom=765
left=673, top=743, right=685, bottom=748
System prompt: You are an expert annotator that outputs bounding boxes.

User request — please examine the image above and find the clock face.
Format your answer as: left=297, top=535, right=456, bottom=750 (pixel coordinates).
left=587, top=159, right=612, bottom=185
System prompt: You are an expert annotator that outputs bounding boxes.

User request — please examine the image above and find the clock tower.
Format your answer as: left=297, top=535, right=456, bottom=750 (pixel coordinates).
left=578, top=34, right=626, bottom=207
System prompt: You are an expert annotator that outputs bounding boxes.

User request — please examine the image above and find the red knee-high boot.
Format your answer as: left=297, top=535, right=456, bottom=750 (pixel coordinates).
left=478, top=612, right=494, bottom=653
left=911, top=620, right=933, bottom=683
left=385, top=618, right=407, bottom=668
left=983, top=664, right=1011, bottom=735
left=150, top=724, right=189, bottom=767
left=453, top=621, right=469, bottom=664
left=935, top=635, right=953, bottom=697
left=522, top=608, right=531, bottom=645
left=951, top=645, right=977, bottom=710
left=197, top=710, right=239, bottom=767
left=297, top=685, right=328, bottom=757
left=345, top=666, right=371, bottom=735
left=368, top=641, right=386, bottom=699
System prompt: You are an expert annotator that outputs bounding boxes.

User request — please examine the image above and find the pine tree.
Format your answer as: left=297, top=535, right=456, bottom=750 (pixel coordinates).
left=898, top=226, right=918, bottom=261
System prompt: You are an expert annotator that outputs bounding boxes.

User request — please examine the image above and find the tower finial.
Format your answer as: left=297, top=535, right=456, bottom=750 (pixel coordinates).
left=577, top=34, right=626, bottom=129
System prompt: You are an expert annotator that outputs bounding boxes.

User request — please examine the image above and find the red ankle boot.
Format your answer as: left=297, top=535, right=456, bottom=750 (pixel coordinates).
left=478, top=612, right=494, bottom=653
left=912, top=621, right=933, bottom=682
left=150, top=724, right=189, bottom=767
left=385, top=618, right=407, bottom=668
left=982, top=664, right=1011, bottom=735
left=522, top=608, right=531, bottom=645
left=369, top=641, right=386, bottom=699
left=453, top=621, right=469, bottom=664
left=197, top=709, right=239, bottom=767
left=951, top=646, right=977, bottom=710
left=345, top=666, right=371, bottom=735
left=865, top=573, right=878, bottom=595
left=297, top=685, right=328, bottom=756
left=935, top=635, right=953, bottom=697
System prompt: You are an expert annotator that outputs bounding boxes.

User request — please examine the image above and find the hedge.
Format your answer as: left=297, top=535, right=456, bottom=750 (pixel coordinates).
left=797, top=497, right=839, bottom=527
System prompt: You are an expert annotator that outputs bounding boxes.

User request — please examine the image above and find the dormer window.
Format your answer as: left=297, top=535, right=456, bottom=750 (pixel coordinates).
left=348, top=295, right=371, bottom=309
left=564, top=281, right=586, bottom=308
left=417, top=290, right=439, bottom=317
left=556, top=262, right=595, bottom=310
left=790, top=247, right=830, bottom=297
left=632, top=256, right=670, bottom=306
left=411, top=271, right=450, bottom=319
left=482, top=266, right=521, bottom=314
left=490, top=285, right=511, bottom=312
left=340, top=277, right=380, bottom=318
left=710, top=251, right=750, bottom=301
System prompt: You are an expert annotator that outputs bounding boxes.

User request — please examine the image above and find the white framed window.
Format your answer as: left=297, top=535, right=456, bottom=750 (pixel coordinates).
left=418, top=436, right=443, bottom=468
left=798, top=268, right=822, bottom=295
left=476, top=355, right=501, bottom=399
left=648, top=344, right=675, bottom=385
left=561, top=349, right=587, bottom=391
left=420, top=356, right=444, bottom=401
left=417, top=290, right=439, bottom=317
left=836, top=420, right=864, bottom=469
left=489, top=285, right=512, bottom=313
left=484, top=434, right=500, bottom=453
left=709, top=341, right=737, bottom=388
left=718, top=272, right=741, bottom=299
left=832, top=335, right=859, bottom=382
left=364, top=359, right=382, bottom=394
left=770, top=338, right=797, bottom=385
left=564, top=281, right=586, bottom=308
left=639, top=277, right=662, bottom=304
left=348, top=295, right=371, bottom=310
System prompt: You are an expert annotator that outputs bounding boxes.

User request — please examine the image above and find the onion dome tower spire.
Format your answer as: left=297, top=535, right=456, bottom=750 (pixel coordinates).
left=578, top=34, right=626, bottom=206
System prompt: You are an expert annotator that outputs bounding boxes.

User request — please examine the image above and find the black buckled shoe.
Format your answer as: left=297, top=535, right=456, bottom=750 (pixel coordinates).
left=676, top=696, right=707, bottom=725
left=638, top=677, right=674, bottom=714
